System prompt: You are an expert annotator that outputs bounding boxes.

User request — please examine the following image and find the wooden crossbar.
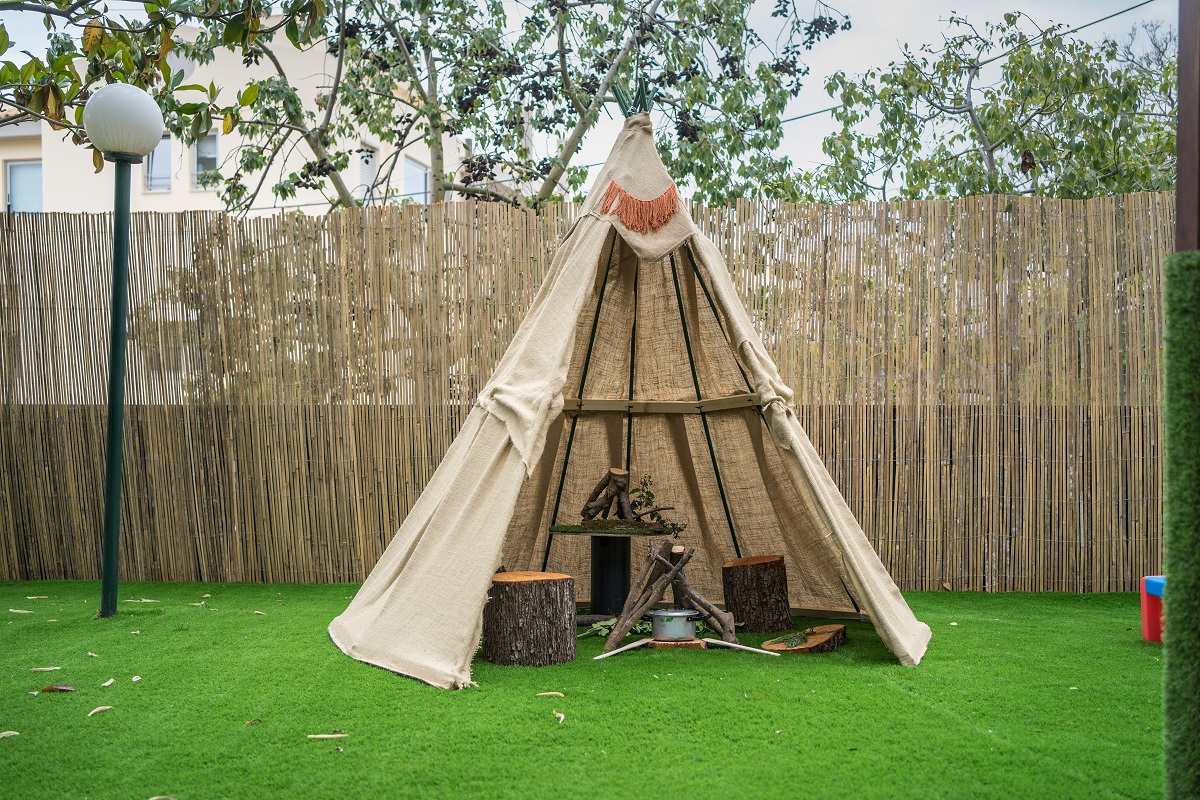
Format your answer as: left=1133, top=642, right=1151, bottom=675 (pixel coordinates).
left=561, top=392, right=761, bottom=415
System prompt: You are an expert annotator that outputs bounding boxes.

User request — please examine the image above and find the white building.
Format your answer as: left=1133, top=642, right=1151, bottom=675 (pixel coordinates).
left=0, top=29, right=463, bottom=215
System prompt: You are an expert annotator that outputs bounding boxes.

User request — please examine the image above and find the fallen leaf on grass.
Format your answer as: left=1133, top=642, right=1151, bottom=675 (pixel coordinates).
left=553, top=711, right=565, bottom=724
left=132, top=676, right=142, bottom=682
left=949, top=622, right=958, bottom=626
left=245, top=718, right=261, bottom=725
left=9, top=609, right=32, bottom=614
left=0, top=731, right=18, bottom=739
left=26, top=596, right=48, bottom=600
left=42, top=685, right=75, bottom=692
left=87, top=652, right=98, bottom=658
left=147, top=796, right=175, bottom=800
left=253, top=611, right=266, bottom=616
left=102, top=679, right=114, bottom=687
left=131, top=631, right=140, bottom=635
left=307, top=734, right=348, bottom=740
left=88, top=706, right=112, bottom=717
left=201, top=594, right=211, bottom=599
left=29, top=667, right=60, bottom=672
left=47, top=619, right=57, bottom=623
left=27, top=692, right=38, bottom=696
left=536, top=692, right=564, bottom=698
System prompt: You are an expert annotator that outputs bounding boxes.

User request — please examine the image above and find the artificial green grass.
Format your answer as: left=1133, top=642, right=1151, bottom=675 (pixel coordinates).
left=1, top=582, right=1162, bottom=799
left=1163, top=249, right=1200, bottom=799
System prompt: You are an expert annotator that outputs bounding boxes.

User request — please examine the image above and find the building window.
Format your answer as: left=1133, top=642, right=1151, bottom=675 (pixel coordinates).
left=358, top=145, right=377, bottom=201
left=6, top=160, right=42, bottom=212
left=404, top=157, right=429, bottom=203
left=145, top=136, right=172, bottom=191
left=193, top=133, right=218, bottom=189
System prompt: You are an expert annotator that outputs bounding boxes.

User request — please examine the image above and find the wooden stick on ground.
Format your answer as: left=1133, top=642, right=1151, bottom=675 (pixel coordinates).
left=593, top=638, right=653, bottom=660
left=702, top=638, right=780, bottom=657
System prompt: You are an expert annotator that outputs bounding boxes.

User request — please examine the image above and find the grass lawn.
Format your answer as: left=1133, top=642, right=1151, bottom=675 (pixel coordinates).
left=0, top=581, right=1162, bottom=799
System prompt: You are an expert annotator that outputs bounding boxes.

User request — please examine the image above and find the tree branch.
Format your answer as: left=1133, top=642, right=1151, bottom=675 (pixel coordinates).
left=534, top=0, right=664, bottom=203
left=557, top=13, right=588, bottom=117
left=258, top=40, right=357, bottom=208
left=444, top=180, right=519, bottom=204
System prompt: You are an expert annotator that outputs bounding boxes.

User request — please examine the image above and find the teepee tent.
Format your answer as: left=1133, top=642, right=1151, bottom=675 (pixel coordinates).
left=329, top=114, right=932, bottom=688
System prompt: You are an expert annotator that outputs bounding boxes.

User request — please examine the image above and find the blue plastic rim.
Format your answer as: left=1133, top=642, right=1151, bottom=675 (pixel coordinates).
left=1145, top=575, right=1166, bottom=597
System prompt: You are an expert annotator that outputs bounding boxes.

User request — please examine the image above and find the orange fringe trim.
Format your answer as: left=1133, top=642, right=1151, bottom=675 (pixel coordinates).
left=599, top=180, right=679, bottom=234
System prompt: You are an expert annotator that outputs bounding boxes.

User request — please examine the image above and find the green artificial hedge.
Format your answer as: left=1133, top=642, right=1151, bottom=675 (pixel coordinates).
left=1163, top=250, right=1200, bottom=799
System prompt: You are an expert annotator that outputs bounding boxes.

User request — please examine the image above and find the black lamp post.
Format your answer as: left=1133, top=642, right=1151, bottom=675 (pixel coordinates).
left=81, top=83, right=165, bottom=618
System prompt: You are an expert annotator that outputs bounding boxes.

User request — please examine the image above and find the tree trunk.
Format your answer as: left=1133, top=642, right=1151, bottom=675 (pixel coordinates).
left=482, top=571, right=576, bottom=666
left=722, top=555, right=794, bottom=633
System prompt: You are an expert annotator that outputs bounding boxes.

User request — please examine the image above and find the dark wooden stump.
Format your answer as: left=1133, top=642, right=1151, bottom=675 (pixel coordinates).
left=481, top=571, right=576, bottom=667
left=722, top=555, right=794, bottom=633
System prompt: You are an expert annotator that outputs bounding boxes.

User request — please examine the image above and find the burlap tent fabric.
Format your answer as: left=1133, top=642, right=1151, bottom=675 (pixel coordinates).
left=329, top=114, right=932, bottom=688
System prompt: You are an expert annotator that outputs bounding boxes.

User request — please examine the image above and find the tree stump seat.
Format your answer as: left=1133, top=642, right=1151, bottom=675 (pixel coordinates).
left=721, top=555, right=794, bottom=633
left=481, top=571, right=576, bottom=667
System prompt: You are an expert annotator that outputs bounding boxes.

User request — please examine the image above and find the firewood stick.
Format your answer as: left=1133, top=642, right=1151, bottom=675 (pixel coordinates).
left=593, top=638, right=653, bottom=660
left=632, top=506, right=674, bottom=520
left=675, top=582, right=737, bottom=643
left=616, top=491, right=633, bottom=520
left=627, top=540, right=671, bottom=604
left=702, top=638, right=781, bottom=657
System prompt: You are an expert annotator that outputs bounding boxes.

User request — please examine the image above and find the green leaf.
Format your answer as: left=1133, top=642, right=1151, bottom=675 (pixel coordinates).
left=238, top=84, right=259, bottom=106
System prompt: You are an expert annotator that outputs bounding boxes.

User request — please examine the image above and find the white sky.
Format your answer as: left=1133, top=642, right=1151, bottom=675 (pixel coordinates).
left=1, top=0, right=1176, bottom=197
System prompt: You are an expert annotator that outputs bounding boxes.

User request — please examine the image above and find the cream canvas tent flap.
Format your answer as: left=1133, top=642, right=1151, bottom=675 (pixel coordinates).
left=329, top=114, right=932, bottom=689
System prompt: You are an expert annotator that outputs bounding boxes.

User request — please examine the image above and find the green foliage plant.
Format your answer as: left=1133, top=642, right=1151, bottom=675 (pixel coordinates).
left=1162, top=250, right=1200, bottom=799
left=800, top=14, right=1176, bottom=201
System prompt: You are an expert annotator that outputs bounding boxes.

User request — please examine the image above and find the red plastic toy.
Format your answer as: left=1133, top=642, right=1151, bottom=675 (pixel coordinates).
left=1140, top=575, right=1165, bottom=643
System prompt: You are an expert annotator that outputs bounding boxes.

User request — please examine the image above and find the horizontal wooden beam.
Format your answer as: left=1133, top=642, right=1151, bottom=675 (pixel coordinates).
left=561, top=392, right=761, bottom=415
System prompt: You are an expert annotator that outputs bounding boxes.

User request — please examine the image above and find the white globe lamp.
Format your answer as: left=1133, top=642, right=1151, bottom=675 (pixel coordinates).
left=83, top=83, right=165, bottom=160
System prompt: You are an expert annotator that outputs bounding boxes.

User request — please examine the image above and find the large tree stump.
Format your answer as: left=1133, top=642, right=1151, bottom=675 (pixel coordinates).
left=722, top=555, right=794, bottom=633
left=481, top=572, right=576, bottom=667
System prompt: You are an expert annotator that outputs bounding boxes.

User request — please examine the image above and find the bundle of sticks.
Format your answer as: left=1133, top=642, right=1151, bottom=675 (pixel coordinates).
left=602, top=539, right=738, bottom=650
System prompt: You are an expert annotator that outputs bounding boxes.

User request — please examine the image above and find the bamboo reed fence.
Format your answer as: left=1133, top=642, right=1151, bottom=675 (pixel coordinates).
left=0, top=193, right=1172, bottom=590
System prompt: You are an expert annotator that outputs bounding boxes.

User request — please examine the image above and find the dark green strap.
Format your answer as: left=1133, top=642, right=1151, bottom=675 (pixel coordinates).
left=684, top=244, right=754, bottom=394
left=669, top=252, right=741, bottom=558
left=542, top=231, right=619, bottom=570
left=625, top=260, right=639, bottom=473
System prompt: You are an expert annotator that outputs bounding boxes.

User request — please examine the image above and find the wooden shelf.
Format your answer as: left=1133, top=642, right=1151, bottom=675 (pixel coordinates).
left=549, top=525, right=661, bottom=537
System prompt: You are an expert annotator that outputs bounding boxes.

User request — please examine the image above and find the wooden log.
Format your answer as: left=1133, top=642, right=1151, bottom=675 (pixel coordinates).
left=669, top=545, right=685, bottom=608
left=721, top=555, right=795, bottom=633
left=481, top=571, right=576, bottom=667
left=762, top=624, right=846, bottom=654
left=582, top=467, right=631, bottom=520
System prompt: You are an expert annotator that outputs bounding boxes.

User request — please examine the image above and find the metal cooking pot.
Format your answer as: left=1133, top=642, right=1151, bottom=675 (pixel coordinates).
left=648, top=609, right=704, bottom=641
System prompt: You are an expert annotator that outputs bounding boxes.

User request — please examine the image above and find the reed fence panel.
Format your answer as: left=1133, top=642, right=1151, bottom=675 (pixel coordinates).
left=0, top=194, right=1172, bottom=590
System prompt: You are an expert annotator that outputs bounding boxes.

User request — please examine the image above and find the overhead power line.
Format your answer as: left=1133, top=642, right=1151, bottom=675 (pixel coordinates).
left=778, top=0, right=1167, bottom=125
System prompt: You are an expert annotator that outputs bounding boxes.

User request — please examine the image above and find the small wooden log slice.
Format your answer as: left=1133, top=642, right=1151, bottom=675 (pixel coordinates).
left=762, top=624, right=846, bottom=653
left=646, top=638, right=707, bottom=650
left=722, top=555, right=794, bottom=633
left=481, top=571, right=576, bottom=667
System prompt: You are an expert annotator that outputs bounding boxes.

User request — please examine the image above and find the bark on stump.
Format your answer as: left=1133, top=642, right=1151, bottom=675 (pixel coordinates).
left=481, top=571, right=576, bottom=667
left=722, top=555, right=794, bottom=633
